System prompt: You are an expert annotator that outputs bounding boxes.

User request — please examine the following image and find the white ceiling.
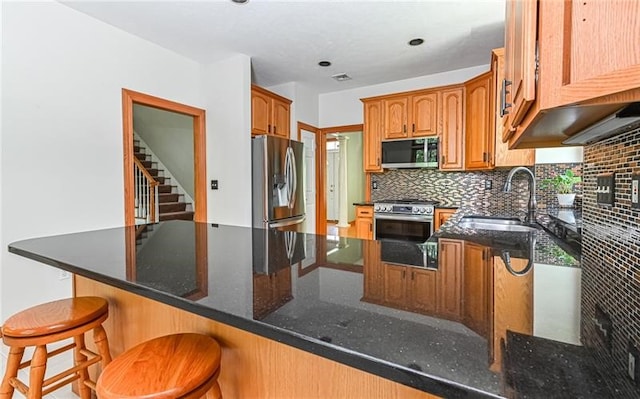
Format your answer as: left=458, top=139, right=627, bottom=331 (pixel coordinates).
left=61, top=0, right=506, bottom=93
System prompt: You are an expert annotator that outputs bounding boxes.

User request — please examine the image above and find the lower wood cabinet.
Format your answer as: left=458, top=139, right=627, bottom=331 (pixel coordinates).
left=253, top=268, right=293, bottom=320
left=462, top=243, right=492, bottom=337
left=362, top=238, right=463, bottom=320
left=355, top=205, right=374, bottom=240
left=434, top=208, right=457, bottom=231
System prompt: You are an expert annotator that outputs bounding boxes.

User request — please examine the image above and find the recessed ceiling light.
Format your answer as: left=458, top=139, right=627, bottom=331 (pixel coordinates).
left=231, top=0, right=249, bottom=4
left=318, top=61, right=332, bottom=67
left=331, top=73, right=352, bottom=82
left=408, top=38, right=424, bottom=46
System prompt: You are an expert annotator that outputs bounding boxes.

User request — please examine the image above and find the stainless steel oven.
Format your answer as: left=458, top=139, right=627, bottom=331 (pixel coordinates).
left=373, top=199, right=437, bottom=268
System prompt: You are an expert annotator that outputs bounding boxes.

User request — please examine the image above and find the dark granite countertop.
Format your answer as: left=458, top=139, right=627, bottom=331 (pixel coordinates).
left=353, top=202, right=374, bottom=206
left=8, top=220, right=624, bottom=398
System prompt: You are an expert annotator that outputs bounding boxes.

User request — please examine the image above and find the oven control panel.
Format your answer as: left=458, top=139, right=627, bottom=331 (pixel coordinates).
left=374, top=203, right=434, bottom=215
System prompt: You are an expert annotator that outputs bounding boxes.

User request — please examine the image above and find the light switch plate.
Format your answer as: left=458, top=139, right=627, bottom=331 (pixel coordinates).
left=632, top=174, right=640, bottom=209
left=596, top=173, right=615, bottom=206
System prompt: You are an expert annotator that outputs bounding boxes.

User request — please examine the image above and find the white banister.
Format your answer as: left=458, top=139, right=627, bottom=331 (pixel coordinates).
left=134, top=158, right=159, bottom=224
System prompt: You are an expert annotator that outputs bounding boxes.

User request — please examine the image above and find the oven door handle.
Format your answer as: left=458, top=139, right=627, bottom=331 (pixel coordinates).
left=374, top=214, right=432, bottom=222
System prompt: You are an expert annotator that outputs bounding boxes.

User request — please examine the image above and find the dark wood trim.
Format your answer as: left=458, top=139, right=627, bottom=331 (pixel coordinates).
left=122, top=89, right=207, bottom=225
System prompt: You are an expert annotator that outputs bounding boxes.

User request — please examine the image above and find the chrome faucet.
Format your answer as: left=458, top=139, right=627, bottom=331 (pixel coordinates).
left=503, top=166, right=537, bottom=224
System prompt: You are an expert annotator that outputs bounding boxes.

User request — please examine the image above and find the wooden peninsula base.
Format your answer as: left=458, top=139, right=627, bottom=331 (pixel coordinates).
left=75, top=276, right=438, bottom=399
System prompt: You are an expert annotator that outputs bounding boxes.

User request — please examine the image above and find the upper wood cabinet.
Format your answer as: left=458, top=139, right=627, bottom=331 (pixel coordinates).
left=464, top=72, right=494, bottom=170
left=439, top=87, right=465, bottom=171
left=251, top=85, right=292, bottom=138
left=503, top=0, right=640, bottom=148
left=362, top=100, right=383, bottom=172
left=492, top=48, right=535, bottom=167
left=502, top=0, right=537, bottom=139
left=364, top=86, right=463, bottom=171
left=382, top=92, right=439, bottom=140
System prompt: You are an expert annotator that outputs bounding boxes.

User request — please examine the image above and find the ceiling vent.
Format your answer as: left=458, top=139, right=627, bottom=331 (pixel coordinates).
left=331, top=73, right=352, bottom=82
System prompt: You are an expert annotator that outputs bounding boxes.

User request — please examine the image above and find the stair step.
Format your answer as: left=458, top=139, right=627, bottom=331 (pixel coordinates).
left=158, top=185, right=174, bottom=194
left=159, top=193, right=180, bottom=203
left=159, top=202, right=187, bottom=213
left=140, top=160, right=153, bottom=168
left=133, top=146, right=143, bottom=153
left=159, top=211, right=194, bottom=221
left=146, top=168, right=160, bottom=176
left=134, top=152, right=148, bottom=160
left=155, top=176, right=168, bottom=184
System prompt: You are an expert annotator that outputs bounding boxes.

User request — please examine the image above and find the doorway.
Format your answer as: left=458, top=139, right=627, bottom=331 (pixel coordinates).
left=316, top=124, right=366, bottom=238
left=122, top=89, right=207, bottom=225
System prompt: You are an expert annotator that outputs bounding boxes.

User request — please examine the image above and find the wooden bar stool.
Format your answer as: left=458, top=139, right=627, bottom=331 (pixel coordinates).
left=96, top=333, right=222, bottom=399
left=0, top=296, right=112, bottom=399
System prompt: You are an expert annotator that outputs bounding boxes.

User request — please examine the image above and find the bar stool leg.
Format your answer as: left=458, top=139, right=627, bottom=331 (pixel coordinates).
left=205, top=382, right=223, bottom=399
left=74, top=336, right=91, bottom=399
left=92, top=324, right=112, bottom=365
left=0, top=346, right=25, bottom=399
left=27, top=345, right=47, bottom=399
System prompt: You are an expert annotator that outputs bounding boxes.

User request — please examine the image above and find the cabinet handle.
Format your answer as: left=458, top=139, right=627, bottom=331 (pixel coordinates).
left=369, top=224, right=372, bottom=232
left=412, top=123, right=415, bottom=133
left=402, top=270, right=406, bottom=279
left=482, top=250, right=485, bottom=261
left=377, top=157, right=380, bottom=166
left=268, top=124, right=271, bottom=133
left=500, top=79, right=512, bottom=117
left=411, top=271, right=415, bottom=280
left=441, top=155, right=445, bottom=165
left=273, top=126, right=277, bottom=135
left=403, top=125, right=407, bottom=133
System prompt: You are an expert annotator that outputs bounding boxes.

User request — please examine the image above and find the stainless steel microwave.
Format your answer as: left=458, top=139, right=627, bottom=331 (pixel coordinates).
left=381, top=137, right=438, bottom=169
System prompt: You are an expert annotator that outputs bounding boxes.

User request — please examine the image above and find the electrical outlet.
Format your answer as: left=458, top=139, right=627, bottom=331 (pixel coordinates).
left=211, top=180, right=219, bottom=190
left=632, top=174, right=640, bottom=209
left=628, top=341, right=640, bottom=385
left=484, top=180, right=492, bottom=190
left=372, top=181, right=378, bottom=190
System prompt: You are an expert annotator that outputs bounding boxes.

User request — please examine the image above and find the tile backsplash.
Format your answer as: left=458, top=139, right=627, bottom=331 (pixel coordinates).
left=581, top=126, right=640, bottom=397
left=370, top=164, right=582, bottom=216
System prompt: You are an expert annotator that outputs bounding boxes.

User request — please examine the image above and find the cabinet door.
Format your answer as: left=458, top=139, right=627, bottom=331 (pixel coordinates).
left=410, top=92, right=439, bottom=137
left=363, top=100, right=383, bottom=172
left=355, top=206, right=373, bottom=240
left=437, top=239, right=463, bottom=319
left=557, top=0, right=640, bottom=104
left=492, top=49, right=535, bottom=167
left=465, top=72, right=494, bottom=170
left=382, top=96, right=409, bottom=139
left=434, top=208, right=456, bottom=231
left=463, top=243, right=491, bottom=337
left=410, top=268, right=437, bottom=313
left=272, top=98, right=290, bottom=138
left=362, top=241, right=383, bottom=302
left=383, top=263, right=407, bottom=307
left=504, top=0, right=537, bottom=131
left=251, top=90, right=271, bottom=136
left=439, top=88, right=464, bottom=170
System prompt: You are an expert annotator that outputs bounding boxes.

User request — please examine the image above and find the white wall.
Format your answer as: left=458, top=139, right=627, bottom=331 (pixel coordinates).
left=319, top=65, right=489, bottom=127
left=533, top=264, right=582, bottom=345
left=0, top=0, right=221, bottom=326
left=535, top=147, right=584, bottom=163
left=203, top=54, right=253, bottom=226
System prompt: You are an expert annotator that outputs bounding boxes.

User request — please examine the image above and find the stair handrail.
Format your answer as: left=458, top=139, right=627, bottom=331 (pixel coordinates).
left=133, top=157, right=160, bottom=224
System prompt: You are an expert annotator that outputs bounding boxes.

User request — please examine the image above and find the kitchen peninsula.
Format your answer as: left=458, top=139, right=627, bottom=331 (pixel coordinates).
left=8, top=220, right=618, bottom=398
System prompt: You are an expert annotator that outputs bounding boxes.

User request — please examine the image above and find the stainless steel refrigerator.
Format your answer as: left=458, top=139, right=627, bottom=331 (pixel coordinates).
left=252, top=135, right=306, bottom=274
left=251, top=135, right=305, bottom=229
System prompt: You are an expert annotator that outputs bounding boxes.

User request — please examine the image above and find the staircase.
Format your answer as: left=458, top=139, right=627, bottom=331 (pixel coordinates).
left=134, top=140, right=194, bottom=222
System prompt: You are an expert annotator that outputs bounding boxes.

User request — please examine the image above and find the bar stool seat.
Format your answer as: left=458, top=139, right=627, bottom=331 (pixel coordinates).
left=96, top=333, right=222, bottom=399
left=0, top=296, right=112, bottom=399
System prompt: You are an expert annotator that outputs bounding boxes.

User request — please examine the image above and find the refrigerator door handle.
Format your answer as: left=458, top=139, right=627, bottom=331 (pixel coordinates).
left=288, top=147, right=297, bottom=210
left=284, top=147, right=292, bottom=208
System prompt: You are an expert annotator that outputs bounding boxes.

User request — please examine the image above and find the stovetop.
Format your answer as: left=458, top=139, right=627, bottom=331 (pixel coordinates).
left=374, top=198, right=440, bottom=206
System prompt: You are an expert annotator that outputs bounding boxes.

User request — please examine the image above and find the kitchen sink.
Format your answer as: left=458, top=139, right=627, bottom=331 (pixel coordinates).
left=457, top=216, right=539, bottom=232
